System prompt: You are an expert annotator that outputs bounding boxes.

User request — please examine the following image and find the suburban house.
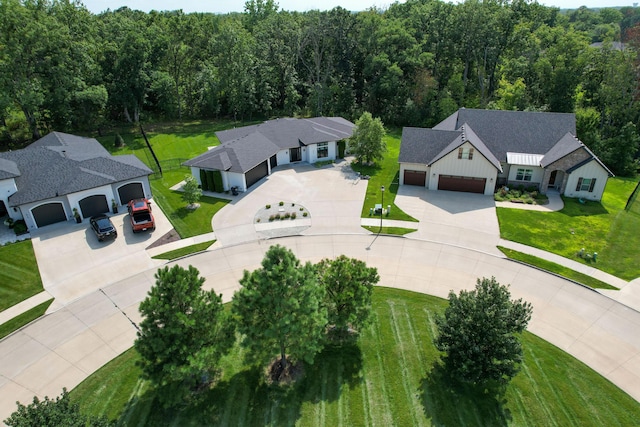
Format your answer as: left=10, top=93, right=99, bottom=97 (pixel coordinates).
left=399, top=108, right=613, bottom=200
left=0, top=132, right=154, bottom=231
left=184, top=117, right=354, bottom=192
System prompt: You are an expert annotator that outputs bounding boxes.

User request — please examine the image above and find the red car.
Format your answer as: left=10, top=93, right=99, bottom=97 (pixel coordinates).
left=127, top=198, right=156, bottom=233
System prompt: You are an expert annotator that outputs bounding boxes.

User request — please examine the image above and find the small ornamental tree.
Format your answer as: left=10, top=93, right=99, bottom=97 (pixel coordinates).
left=349, top=112, right=386, bottom=165
left=4, top=388, right=112, bottom=427
left=182, top=174, right=202, bottom=208
left=316, top=255, right=379, bottom=338
left=135, top=265, right=234, bottom=407
left=435, top=277, right=533, bottom=388
left=232, top=245, right=327, bottom=381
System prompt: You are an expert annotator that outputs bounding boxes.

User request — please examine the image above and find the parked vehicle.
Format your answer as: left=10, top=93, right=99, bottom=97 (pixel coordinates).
left=89, top=214, right=117, bottom=241
left=127, top=198, right=156, bottom=233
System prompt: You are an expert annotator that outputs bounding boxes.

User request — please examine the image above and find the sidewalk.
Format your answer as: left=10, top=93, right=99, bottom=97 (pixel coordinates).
left=0, top=292, right=52, bottom=326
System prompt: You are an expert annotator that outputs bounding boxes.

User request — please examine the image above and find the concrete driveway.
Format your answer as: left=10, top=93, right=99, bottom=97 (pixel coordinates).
left=394, top=185, right=501, bottom=254
left=30, top=205, right=174, bottom=311
left=212, top=161, right=369, bottom=246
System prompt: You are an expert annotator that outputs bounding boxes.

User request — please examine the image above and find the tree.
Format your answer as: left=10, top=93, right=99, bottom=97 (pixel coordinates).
left=232, top=245, right=326, bottom=380
left=316, top=255, right=379, bottom=338
left=4, top=388, right=112, bottom=427
left=434, top=277, right=533, bottom=388
left=349, top=112, right=386, bottom=165
left=134, top=265, right=234, bottom=408
left=182, top=174, right=202, bottom=208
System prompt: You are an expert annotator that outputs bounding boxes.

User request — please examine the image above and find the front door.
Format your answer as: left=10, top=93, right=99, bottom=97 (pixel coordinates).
left=548, top=170, right=557, bottom=187
left=290, top=147, right=301, bottom=162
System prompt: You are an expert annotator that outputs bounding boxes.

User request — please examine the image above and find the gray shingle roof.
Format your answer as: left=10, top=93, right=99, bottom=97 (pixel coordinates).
left=0, top=157, right=20, bottom=179
left=0, top=132, right=153, bottom=206
left=187, top=117, right=355, bottom=173
left=433, top=108, right=577, bottom=161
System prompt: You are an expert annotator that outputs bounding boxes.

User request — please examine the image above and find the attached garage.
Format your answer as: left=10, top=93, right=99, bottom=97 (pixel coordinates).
left=118, top=183, right=145, bottom=205
left=403, top=170, right=427, bottom=186
left=79, top=195, right=109, bottom=218
left=438, top=175, right=486, bottom=194
left=245, top=160, right=269, bottom=189
left=32, top=202, right=67, bottom=228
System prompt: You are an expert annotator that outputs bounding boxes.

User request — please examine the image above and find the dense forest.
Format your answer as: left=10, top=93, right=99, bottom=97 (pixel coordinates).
left=1, top=0, right=639, bottom=175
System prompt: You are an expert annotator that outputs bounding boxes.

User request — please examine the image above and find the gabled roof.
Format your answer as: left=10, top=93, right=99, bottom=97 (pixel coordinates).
left=187, top=117, right=355, bottom=173
left=540, top=133, right=583, bottom=167
left=0, top=157, right=20, bottom=179
left=185, top=133, right=280, bottom=173
left=0, top=132, right=153, bottom=206
left=399, top=125, right=501, bottom=172
left=434, top=108, right=576, bottom=161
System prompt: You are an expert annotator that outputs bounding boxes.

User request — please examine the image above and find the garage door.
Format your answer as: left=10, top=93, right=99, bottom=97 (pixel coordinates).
left=79, top=195, right=109, bottom=218
left=118, top=182, right=145, bottom=205
left=438, top=175, right=486, bottom=194
left=404, top=170, right=427, bottom=186
left=245, top=160, right=269, bottom=189
left=32, top=202, right=67, bottom=228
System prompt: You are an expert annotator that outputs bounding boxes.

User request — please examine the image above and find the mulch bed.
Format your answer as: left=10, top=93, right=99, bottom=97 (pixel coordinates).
left=146, top=229, right=181, bottom=250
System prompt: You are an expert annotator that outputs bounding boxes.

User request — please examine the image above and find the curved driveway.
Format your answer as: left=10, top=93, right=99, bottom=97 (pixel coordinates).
left=1, top=163, right=640, bottom=421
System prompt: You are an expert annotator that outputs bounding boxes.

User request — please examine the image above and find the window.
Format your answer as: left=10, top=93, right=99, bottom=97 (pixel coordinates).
left=516, top=168, right=533, bottom=181
left=317, top=142, right=328, bottom=159
left=576, top=178, right=596, bottom=192
left=458, top=147, right=474, bottom=160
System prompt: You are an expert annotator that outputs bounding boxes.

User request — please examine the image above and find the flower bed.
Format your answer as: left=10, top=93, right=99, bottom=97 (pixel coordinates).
left=494, top=185, right=548, bottom=205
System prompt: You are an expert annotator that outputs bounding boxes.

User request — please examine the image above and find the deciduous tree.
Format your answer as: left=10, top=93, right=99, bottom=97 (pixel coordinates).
left=182, top=174, right=202, bottom=208
left=4, top=388, right=112, bottom=427
left=232, top=245, right=326, bottom=380
left=349, top=112, right=386, bottom=165
left=435, top=277, right=533, bottom=388
left=135, top=265, right=234, bottom=407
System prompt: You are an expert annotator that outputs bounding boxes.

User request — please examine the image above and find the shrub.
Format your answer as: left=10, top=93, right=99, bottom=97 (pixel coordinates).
left=256, top=219, right=261, bottom=223
left=269, top=215, right=275, bottom=222
left=275, top=213, right=281, bottom=220
left=303, top=212, right=308, bottom=217
left=12, top=220, right=27, bottom=235
left=284, top=212, right=291, bottom=219
left=299, top=207, right=303, bottom=211
left=279, top=201, right=284, bottom=206
left=266, top=204, right=271, bottom=209
left=291, top=212, right=297, bottom=219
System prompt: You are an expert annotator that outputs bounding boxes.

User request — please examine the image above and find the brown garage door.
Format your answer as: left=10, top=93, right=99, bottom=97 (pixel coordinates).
left=438, top=175, right=486, bottom=194
left=404, top=170, right=427, bottom=186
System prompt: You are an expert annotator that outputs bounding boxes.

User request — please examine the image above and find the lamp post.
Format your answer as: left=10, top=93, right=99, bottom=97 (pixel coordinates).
left=379, top=185, right=385, bottom=234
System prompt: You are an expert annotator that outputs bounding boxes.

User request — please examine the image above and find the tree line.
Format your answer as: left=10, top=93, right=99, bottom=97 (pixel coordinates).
left=1, top=0, right=639, bottom=174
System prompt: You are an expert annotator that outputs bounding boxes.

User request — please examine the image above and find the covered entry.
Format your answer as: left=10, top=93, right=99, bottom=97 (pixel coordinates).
left=245, top=160, right=269, bottom=189
left=438, top=175, right=486, bottom=194
left=118, top=182, right=145, bottom=205
left=32, top=202, right=67, bottom=227
left=403, top=170, right=427, bottom=186
left=79, top=194, right=109, bottom=218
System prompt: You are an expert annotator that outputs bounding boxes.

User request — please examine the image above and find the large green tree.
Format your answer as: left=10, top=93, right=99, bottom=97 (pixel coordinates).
left=4, top=388, right=112, bottom=427
left=316, top=255, right=379, bottom=338
left=349, top=112, right=386, bottom=165
left=232, top=245, right=326, bottom=380
left=135, top=265, right=234, bottom=407
left=435, top=276, right=533, bottom=388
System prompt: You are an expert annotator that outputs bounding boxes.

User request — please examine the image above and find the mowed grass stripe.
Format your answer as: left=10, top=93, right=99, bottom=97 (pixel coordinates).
left=388, top=301, right=425, bottom=427
left=527, top=346, right=575, bottom=424
left=362, top=315, right=394, bottom=426
left=520, top=363, right=559, bottom=427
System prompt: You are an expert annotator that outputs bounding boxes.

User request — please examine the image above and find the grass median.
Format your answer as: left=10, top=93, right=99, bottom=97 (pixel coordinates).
left=71, top=287, right=640, bottom=426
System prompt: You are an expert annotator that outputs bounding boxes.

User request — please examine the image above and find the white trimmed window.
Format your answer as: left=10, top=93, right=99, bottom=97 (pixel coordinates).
left=458, top=147, right=474, bottom=160
left=576, top=178, right=596, bottom=192
left=516, top=168, right=533, bottom=181
left=317, top=142, right=328, bottom=159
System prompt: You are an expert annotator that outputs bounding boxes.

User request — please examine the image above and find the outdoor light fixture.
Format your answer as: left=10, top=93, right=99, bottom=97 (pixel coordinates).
left=379, top=185, right=385, bottom=234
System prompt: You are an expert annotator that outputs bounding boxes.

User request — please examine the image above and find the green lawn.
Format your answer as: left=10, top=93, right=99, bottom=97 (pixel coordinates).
left=498, top=247, right=617, bottom=290
left=0, top=240, right=44, bottom=312
left=362, top=225, right=417, bottom=236
left=352, top=129, right=418, bottom=222
left=70, top=288, right=640, bottom=426
left=152, top=240, right=216, bottom=260
left=0, top=299, right=53, bottom=340
left=497, top=177, right=640, bottom=281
